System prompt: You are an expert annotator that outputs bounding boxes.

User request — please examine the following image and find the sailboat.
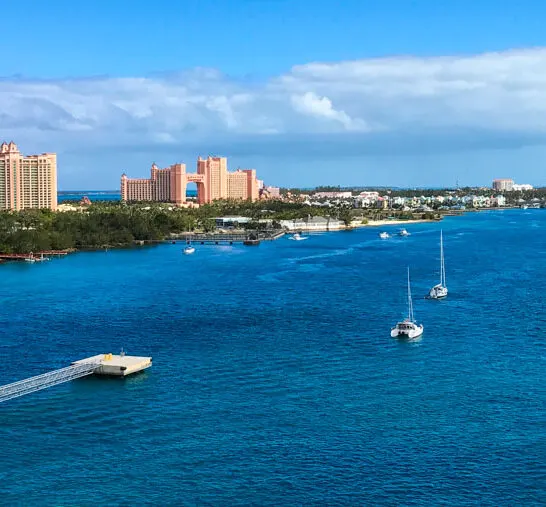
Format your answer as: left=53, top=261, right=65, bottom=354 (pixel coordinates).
left=183, top=232, right=195, bottom=255
left=290, top=232, right=308, bottom=241
left=391, top=268, right=424, bottom=339
left=428, top=230, right=448, bottom=299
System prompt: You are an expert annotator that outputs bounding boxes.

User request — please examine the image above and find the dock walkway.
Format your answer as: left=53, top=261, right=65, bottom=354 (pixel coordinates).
left=170, top=230, right=285, bottom=245
left=0, top=353, right=152, bottom=404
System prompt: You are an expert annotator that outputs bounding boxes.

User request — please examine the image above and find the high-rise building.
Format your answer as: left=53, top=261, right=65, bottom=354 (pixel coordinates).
left=0, top=142, right=57, bottom=211
left=121, top=163, right=187, bottom=204
left=492, top=179, right=514, bottom=191
left=121, top=156, right=260, bottom=205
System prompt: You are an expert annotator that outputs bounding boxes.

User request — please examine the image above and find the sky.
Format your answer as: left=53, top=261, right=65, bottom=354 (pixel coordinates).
left=3, top=0, right=546, bottom=189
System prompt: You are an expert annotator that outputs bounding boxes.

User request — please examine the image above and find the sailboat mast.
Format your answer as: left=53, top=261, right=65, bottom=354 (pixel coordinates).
left=407, top=267, right=414, bottom=322
left=440, top=230, right=445, bottom=287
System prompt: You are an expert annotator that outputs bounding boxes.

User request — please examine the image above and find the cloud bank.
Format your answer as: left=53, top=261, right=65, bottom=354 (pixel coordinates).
left=2, top=48, right=546, bottom=186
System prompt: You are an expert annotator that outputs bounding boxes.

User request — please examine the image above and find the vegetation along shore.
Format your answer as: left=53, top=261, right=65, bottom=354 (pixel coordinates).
left=0, top=199, right=442, bottom=255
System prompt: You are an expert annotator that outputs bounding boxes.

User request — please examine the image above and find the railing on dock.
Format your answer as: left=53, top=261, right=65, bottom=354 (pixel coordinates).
left=171, top=230, right=285, bottom=244
left=0, top=360, right=101, bottom=403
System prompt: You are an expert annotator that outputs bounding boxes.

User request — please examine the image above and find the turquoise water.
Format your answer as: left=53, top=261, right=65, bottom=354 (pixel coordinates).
left=1, top=210, right=545, bottom=505
left=58, top=190, right=197, bottom=202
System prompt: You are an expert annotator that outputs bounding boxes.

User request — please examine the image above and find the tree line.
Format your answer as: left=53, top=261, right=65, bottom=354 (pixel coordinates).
left=0, top=200, right=435, bottom=254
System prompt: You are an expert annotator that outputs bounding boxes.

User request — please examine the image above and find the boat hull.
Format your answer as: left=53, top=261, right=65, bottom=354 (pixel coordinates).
left=391, top=324, right=424, bottom=339
left=428, top=285, right=448, bottom=299
left=183, top=247, right=195, bottom=255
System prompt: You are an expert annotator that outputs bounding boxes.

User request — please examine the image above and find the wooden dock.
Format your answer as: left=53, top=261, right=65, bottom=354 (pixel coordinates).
left=0, top=250, right=69, bottom=262
left=170, top=231, right=285, bottom=245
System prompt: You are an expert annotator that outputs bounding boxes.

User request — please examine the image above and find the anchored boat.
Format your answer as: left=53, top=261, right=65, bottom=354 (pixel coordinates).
left=428, top=230, right=448, bottom=299
left=391, top=268, right=424, bottom=339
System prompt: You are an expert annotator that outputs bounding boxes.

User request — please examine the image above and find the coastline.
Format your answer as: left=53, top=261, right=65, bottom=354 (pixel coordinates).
left=1, top=208, right=526, bottom=262
left=356, top=218, right=440, bottom=228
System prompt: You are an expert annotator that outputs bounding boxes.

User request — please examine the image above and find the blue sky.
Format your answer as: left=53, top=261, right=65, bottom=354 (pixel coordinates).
left=3, top=0, right=546, bottom=189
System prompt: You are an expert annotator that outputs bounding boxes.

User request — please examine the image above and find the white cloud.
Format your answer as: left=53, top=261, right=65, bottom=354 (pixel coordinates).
left=290, top=92, right=370, bottom=132
left=3, top=48, right=546, bottom=156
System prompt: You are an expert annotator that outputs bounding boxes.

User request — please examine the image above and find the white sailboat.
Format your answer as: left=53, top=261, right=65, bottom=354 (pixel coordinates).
left=399, top=228, right=410, bottom=237
left=391, top=268, right=424, bottom=339
left=183, top=232, right=195, bottom=255
left=290, top=232, right=308, bottom=241
left=428, top=230, right=448, bottom=299
left=379, top=232, right=390, bottom=239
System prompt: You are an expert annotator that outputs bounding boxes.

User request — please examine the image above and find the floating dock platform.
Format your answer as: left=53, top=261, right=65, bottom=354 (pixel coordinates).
left=0, top=351, right=152, bottom=403
left=72, top=353, right=152, bottom=377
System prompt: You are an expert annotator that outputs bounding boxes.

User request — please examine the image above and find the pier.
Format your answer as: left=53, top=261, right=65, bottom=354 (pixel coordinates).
left=0, top=352, right=152, bottom=404
left=171, top=230, right=285, bottom=245
left=0, top=250, right=69, bottom=262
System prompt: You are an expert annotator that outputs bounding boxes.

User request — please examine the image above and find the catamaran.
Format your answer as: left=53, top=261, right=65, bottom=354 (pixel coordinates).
left=428, top=230, right=448, bottom=299
left=391, top=268, right=424, bottom=339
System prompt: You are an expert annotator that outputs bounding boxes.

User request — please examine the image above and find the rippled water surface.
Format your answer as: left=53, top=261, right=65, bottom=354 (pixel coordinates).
left=1, top=210, right=545, bottom=505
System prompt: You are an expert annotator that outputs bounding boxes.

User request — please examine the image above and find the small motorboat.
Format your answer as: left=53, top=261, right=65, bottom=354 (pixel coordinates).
left=398, top=228, right=411, bottom=237
left=183, top=245, right=195, bottom=255
left=379, top=232, right=390, bottom=239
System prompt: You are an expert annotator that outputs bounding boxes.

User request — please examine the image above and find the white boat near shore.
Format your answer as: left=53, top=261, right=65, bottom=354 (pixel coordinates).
left=290, top=233, right=308, bottom=241
left=379, top=232, right=390, bottom=239
left=183, top=233, right=195, bottom=255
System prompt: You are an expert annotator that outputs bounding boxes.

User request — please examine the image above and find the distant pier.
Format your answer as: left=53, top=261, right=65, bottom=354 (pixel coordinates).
left=169, top=231, right=285, bottom=246
left=0, top=250, right=69, bottom=262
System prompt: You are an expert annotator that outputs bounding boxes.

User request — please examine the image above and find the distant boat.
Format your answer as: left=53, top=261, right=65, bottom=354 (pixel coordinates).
left=33, top=253, right=50, bottom=262
left=391, top=268, right=424, bottom=339
left=183, top=233, right=195, bottom=255
left=290, top=233, right=308, bottom=241
left=399, top=228, right=411, bottom=237
left=428, top=230, right=448, bottom=299
left=379, top=232, right=390, bottom=239
left=522, top=205, right=529, bottom=210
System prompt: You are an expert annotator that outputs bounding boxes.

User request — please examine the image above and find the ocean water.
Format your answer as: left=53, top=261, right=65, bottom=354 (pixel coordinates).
left=0, top=209, right=545, bottom=505
left=58, top=190, right=197, bottom=202
left=58, top=191, right=121, bottom=202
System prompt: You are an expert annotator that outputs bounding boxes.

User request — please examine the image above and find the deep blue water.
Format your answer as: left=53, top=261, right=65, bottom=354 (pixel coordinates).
left=1, top=210, right=545, bottom=505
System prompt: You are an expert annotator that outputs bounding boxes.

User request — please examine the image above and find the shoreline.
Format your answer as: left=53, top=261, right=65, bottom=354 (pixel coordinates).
left=356, top=218, right=440, bottom=228
left=0, top=208, right=531, bottom=261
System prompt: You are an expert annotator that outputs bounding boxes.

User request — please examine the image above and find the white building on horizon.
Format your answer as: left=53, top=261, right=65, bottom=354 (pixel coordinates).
left=512, top=183, right=534, bottom=191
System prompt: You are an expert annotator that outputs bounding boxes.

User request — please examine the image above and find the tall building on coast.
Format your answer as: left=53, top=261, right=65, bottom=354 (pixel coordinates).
left=492, top=179, right=514, bottom=191
left=121, top=156, right=260, bottom=205
left=0, top=142, right=57, bottom=211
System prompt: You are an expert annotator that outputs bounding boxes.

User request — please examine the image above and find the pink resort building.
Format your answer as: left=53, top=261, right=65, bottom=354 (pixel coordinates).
left=0, top=142, right=58, bottom=211
left=121, top=156, right=260, bottom=205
